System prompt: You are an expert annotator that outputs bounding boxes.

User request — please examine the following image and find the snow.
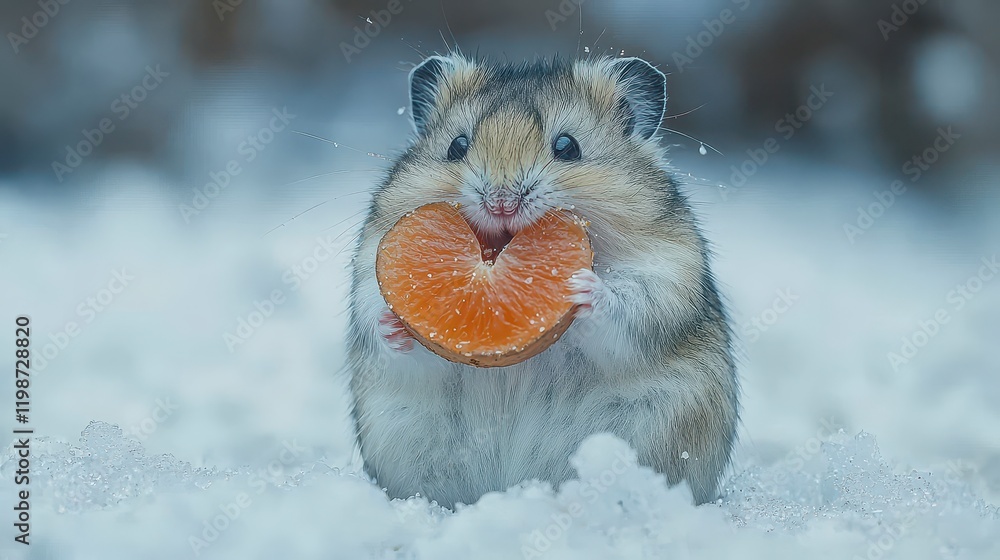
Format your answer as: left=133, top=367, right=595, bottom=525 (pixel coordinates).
left=1, top=423, right=997, bottom=559
left=0, top=157, right=998, bottom=558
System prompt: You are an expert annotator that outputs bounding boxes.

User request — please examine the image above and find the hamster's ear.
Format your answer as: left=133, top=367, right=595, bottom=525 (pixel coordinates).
left=409, top=55, right=457, bottom=136
left=610, top=57, right=667, bottom=140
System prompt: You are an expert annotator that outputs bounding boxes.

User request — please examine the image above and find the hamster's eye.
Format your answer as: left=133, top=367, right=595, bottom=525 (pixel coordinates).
left=553, top=134, right=581, bottom=161
left=447, top=135, right=469, bottom=161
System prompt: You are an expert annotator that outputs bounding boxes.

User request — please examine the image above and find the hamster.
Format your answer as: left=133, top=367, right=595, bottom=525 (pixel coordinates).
left=347, top=53, right=739, bottom=509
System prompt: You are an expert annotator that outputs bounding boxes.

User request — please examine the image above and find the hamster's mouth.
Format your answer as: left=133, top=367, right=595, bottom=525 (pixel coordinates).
left=471, top=225, right=515, bottom=263
left=457, top=206, right=522, bottom=263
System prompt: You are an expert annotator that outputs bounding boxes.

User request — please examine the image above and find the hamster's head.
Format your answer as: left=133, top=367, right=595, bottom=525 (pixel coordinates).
left=377, top=54, right=676, bottom=254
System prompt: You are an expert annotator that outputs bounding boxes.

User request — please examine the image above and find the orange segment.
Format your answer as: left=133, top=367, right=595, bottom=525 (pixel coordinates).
left=376, top=202, right=593, bottom=367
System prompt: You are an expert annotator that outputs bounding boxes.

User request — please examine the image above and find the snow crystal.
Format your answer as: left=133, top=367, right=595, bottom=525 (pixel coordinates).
left=1, top=422, right=220, bottom=514
left=721, top=430, right=997, bottom=538
left=1, top=423, right=995, bottom=559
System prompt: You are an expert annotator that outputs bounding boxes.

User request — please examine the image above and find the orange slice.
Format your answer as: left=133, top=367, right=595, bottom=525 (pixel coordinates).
left=376, top=202, right=593, bottom=367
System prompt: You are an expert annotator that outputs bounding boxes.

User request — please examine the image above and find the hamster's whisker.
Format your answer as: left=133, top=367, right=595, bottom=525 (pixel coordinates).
left=438, top=2, right=461, bottom=55
left=664, top=103, right=707, bottom=120
left=338, top=207, right=422, bottom=262
left=322, top=207, right=375, bottom=235
left=658, top=127, right=723, bottom=156
left=357, top=210, right=416, bottom=240
left=400, top=40, right=429, bottom=62
left=274, top=169, right=383, bottom=191
left=591, top=28, right=607, bottom=56
left=323, top=228, right=368, bottom=266
left=328, top=213, right=398, bottom=264
left=262, top=190, right=376, bottom=238
left=262, top=201, right=329, bottom=237
left=291, top=130, right=391, bottom=161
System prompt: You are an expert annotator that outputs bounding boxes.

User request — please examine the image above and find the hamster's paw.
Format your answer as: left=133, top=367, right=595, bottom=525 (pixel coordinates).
left=567, top=268, right=607, bottom=319
left=377, top=307, right=414, bottom=352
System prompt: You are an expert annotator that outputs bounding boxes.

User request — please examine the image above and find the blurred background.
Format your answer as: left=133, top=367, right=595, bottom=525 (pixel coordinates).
left=0, top=0, right=998, bottom=548
left=1, top=0, right=997, bottom=193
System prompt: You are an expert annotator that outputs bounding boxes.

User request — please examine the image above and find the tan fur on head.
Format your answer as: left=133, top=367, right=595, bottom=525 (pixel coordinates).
left=572, top=58, right=634, bottom=116
left=411, top=54, right=482, bottom=119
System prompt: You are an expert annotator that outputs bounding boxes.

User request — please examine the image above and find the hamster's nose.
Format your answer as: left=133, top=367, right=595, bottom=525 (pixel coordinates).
left=485, top=197, right=520, bottom=217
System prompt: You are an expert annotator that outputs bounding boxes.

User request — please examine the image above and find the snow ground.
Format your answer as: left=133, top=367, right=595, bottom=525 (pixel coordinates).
left=0, top=155, right=998, bottom=559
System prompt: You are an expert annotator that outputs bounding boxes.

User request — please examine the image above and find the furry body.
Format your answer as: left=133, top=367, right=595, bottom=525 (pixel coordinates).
left=347, top=54, right=739, bottom=508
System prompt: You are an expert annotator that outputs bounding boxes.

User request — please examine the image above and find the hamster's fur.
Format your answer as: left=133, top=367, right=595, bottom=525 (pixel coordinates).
left=347, top=54, right=739, bottom=508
